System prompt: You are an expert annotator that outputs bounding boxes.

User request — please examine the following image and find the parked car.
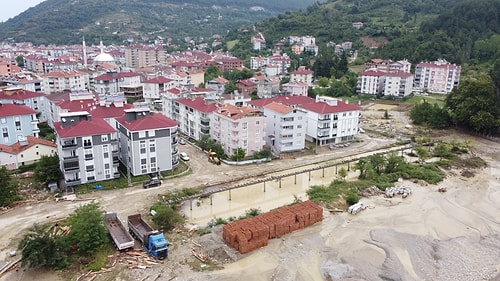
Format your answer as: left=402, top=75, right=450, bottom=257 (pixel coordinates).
left=179, top=152, right=190, bottom=161
left=143, top=177, right=161, bottom=189
left=179, top=138, right=186, bottom=145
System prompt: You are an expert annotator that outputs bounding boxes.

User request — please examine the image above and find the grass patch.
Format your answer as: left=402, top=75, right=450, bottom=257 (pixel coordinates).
left=83, top=244, right=115, bottom=272
left=226, top=40, right=238, bottom=50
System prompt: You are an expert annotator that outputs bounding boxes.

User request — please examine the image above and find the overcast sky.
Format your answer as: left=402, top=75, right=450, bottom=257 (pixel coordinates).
left=0, top=0, right=46, bottom=22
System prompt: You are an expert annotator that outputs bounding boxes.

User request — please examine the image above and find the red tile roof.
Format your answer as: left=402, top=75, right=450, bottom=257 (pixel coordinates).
left=94, top=72, right=141, bottom=81
left=263, top=102, right=294, bottom=114
left=177, top=97, right=217, bottom=113
left=361, top=70, right=386, bottom=76
left=143, top=76, right=174, bottom=84
left=248, top=95, right=315, bottom=107
left=54, top=118, right=116, bottom=138
left=0, top=89, right=45, bottom=100
left=0, top=136, right=56, bottom=155
left=291, top=68, right=314, bottom=75
left=216, top=104, right=261, bottom=120
left=0, top=103, right=37, bottom=117
left=116, top=113, right=177, bottom=131
left=299, top=100, right=361, bottom=114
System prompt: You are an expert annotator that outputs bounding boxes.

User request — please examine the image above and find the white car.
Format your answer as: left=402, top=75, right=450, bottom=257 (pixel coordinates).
left=179, top=138, right=186, bottom=145
left=179, top=152, right=190, bottom=161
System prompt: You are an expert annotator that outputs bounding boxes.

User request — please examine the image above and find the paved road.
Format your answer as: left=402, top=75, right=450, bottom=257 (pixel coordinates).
left=0, top=134, right=394, bottom=263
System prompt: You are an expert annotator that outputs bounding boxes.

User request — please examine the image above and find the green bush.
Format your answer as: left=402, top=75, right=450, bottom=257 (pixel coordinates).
left=345, top=192, right=359, bottom=206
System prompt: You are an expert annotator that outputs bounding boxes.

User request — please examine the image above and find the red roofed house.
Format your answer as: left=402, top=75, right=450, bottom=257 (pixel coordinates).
left=384, top=71, right=414, bottom=97
left=142, top=76, right=176, bottom=103
left=54, top=111, right=121, bottom=187
left=94, top=71, right=142, bottom=96
left=0, top=136, right=56, bottom=170
left=357, top=70, right=386, bottom=95
left=300, top=96, right=361, bottom=146
left=290, top=66, right=314, bottom=86
left=211, top=104, right=265, bottom=156
left=282, top=80, right=309, bottom=96
left=235, top=79, right=257, bottom=96
left=0, top=87, right=49, bottom=122
left=115, top=108, right=179, bottom=176
left=262, top=102, right=307, bottom=154
left=174, top=97, right=217, bottom=140
left=0, top=103, right=40, bottom=145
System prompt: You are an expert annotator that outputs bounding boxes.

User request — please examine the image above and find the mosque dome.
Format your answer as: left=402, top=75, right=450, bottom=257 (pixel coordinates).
left=94, top=52, right=115, bottom=63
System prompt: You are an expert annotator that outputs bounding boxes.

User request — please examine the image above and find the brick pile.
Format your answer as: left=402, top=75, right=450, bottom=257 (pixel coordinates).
left=222, top=200, right=323, bottom=254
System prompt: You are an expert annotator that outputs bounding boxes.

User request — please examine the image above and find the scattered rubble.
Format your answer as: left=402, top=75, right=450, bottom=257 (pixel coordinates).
left=385, top=186, right=413, bottom=198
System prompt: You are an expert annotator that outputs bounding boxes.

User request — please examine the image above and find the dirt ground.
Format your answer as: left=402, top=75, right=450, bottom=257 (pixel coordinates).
left=2, top=102, right=499, bottom=281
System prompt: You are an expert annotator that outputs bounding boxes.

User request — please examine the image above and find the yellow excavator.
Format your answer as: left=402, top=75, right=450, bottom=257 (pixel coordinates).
left=208, top=149, right=221, bottom=165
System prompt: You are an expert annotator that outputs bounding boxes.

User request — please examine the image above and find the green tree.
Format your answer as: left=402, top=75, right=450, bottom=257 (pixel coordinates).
left=18, top=223, right=70, bottom=269
left=317, top=77, right=330, bottom=87
left=368, top=154, right=386, bottom=175
left=67, top=202, right=108, bottom=256
left=445, top=74, right=500, bottom=134
left=231, top=147, right=246, bottom=161
left=414, top=145, right=430, bottom=163
left=0, top=167, right=20, bottom=207
left=204, top=65, right=223, bottom=83
left=151, top=202, right=184, bottom=231
left=385, top=152, right=405, bottom=173
left=16, top=55, right=24, bottom=67
left=337, top=167, right=348, bottom=182
left=34, top=155, right=62, bottom=185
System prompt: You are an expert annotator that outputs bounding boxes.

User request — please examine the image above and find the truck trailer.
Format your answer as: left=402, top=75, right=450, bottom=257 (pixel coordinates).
left=104, top=212, right=135, bottom=251
left=127, top=214, right=169, bottom=259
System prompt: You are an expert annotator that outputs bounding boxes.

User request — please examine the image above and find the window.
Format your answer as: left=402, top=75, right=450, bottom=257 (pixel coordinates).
left=103, top=145, right=108, bottom=153
left=242, top=122, right=248, bottom=129
left=2, top=127, right=9, bottom=142
left=149, top=130, right=156, bottom=137
left=256, top=120, right=260, bottom=125
left=101, top=135, right=108, bottom=142
left=0, top=118, right=5, bottom=124
left=140, top=141, right=146, bottom=154
left=256, top=130, right=260, bottom=134
left=15, top=117, right=21, bottom=131
left=151, top=157, right=156, bottom=163
left=149, top=140, right=156, bottom=152
left=139, top=131, right=146, bottom=138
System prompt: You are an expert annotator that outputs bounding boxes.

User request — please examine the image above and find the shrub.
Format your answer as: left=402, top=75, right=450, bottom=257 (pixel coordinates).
left=345, top=192, right=359, bottom=206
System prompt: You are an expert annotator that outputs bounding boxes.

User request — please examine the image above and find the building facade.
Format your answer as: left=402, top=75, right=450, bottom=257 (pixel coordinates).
left=413, top=59, right=461, bottom=94
left=0, top=104, right=39, bottom=145
left=116, top=108, right=179, bottom=176
left=262, top=102, right=306, bottom=154
left=54, top=112, right=120, bottom=187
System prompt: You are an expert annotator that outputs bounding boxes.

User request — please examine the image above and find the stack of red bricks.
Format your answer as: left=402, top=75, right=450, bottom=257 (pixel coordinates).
left=222, top=200, right=323, bottom=254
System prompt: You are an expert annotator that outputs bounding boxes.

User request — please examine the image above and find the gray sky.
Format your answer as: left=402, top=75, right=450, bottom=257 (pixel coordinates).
left=0, top=0, right=46, bottom=22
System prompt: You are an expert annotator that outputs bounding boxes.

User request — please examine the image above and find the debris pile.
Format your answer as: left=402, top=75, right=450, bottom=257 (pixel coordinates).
left=222, top=200, right=323, bottom=254
left=385, top=186, right=412, bottom=198
left=348, top=202, right=368, bottom=215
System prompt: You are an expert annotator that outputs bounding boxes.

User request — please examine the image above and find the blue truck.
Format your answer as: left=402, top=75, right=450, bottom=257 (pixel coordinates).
left=127, top=214, right=168, bottom=259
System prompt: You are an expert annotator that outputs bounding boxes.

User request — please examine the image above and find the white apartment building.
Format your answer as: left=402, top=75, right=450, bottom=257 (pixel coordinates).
left=42, top=70, right=88, bottom=94
left=414, top=59, right=461, bottom=93
left=142, top=76, right=176, bottom=103
left=211, top=104, right=265, bottom=156
left=115, top=108, right=179, bottom=176
left=383, top=72, right=414, bottom=97
left=94, top=71, right=142, bottom=96
left=357, top=70, right=386, bottom=95
left=174, top=97, right=217, bottom=140
left=55, top=112, right=120, bottom=188
left=262, top=102, right=306, bottom=154
left=300, top=96, right=361, bottom=145
left=290, top=67, right=314, bottom=86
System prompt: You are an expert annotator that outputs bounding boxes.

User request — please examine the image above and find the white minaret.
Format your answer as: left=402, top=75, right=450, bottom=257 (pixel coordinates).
left=82, top=36, right=88, bottom=68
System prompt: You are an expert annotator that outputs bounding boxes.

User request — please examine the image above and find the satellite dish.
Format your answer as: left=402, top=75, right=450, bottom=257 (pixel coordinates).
left=61, top=118, right=67, bottom=122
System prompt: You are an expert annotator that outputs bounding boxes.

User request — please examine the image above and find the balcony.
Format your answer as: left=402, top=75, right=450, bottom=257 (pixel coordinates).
left=172, top=148, right=178, bottom=155
left=61, top=140, right=77, bottom=149
left=63, top=162, right=80, bottom=171
left=110, top=138, right=118, bottom=144
left=84, top=154, right=93, bottom=160
left=83, top=142, right=92, bottom=149
left=66, top=178, right=81, bottom=186
left=86, top=166, right=95, bottom=172
left=112, top=156, right=119, bottom=163
left=318, top=115, right=331, bottom=121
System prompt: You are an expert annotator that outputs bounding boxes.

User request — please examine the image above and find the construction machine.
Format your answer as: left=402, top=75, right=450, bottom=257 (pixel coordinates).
left=208, top=149, right=221, bottom=165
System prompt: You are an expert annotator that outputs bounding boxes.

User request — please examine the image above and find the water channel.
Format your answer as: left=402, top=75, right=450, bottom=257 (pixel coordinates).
left=181, top=162, right=357, bottom=227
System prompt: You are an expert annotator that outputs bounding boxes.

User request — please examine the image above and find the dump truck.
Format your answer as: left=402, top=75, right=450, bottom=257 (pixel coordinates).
left=104, top=212, right=135, bottom=251
left=127, top=214, right=169, bottom=259
left=208, top=149, right=221, bottom=165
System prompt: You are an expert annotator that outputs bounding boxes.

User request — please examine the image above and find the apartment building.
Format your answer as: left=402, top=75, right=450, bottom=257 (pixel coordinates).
left=262, top=102, right=306, bottom=154
left=383, top=72, right=414, bottom=97
left=124, top=45, right=166, bottom=68
left=42, top=70, right=88, bottom=94
left=94, top=71, right=142, bottom=96
left=282, top=80, right=309, bottom=96
left=55, top=112, right=120, bottom=187
left=301, top=96, right=361, bottom=145
left=0, top=103, right=39, bottom=145
left=142, top=76, right=176, bottom=103
left=211, top=104, right=265, bottom=156
left=414, top=59, right=461, bottom=93
left=290, top=67, right=314, bottom=86
left=115, top=108, right=179, bottom=176
left=357, top=70, right=386, bottom=95
left=0, top=87, right=49, bottom=122
left=173, top=97, right=217, bottom=140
